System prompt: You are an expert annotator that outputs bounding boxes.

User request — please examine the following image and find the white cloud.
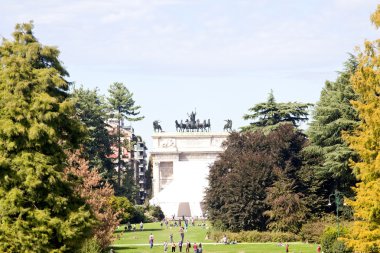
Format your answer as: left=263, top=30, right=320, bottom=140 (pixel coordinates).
left=101, top=11, right=127, bottom=24
left=1, top=0, right=378, bottom=75
left=334, top=0, right=375, bottom=10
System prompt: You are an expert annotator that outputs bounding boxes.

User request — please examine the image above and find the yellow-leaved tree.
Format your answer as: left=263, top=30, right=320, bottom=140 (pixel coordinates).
left=343, top=5, right=380, bottom=253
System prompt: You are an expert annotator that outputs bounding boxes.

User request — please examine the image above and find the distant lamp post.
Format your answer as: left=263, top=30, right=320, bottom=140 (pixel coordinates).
left=328, top=190, right=345, bottom=237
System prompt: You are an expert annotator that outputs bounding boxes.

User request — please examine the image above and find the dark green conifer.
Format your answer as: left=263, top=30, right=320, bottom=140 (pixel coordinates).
left=107, top=82, right=143, bottom=194
left=73, top=87, right=113, bottom=181
left=306, top=55, right=359, bottom=199
left=242, top=90, right=312, bottom=132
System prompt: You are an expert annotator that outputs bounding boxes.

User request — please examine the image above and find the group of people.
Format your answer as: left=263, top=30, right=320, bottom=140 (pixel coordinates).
left=150, top=219, right=205, bottom=252
left=161, top=216, right=197, bottom=230
left=123, top=221, right=144, bottom=232
left=117, top=217, right=323, bottom=253
left=163, top=240, right=203, bottom=253
left=120, top=216, right=210, bottom=252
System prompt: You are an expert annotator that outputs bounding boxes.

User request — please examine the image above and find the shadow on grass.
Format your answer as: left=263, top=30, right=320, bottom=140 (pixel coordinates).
left=111, top=246, right=138, bottom=250
left=138, top=228, right=163, bottom=232
left=116, top=228, right=163, bottom=233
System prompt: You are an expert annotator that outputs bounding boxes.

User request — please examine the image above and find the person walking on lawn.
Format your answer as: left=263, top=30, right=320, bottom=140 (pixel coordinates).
left=164, top=241, right=168, bottom=253
left=198, top=243, right=203, bottom=253
left=149, top=233, right=154, bottom=249
left=185, top=241, right=191, bottom=253
left=171, top=242, right=176, bottom=252
left=193, top=242, right=198, bottom=253
left=180, top=226, right=185, bottom=241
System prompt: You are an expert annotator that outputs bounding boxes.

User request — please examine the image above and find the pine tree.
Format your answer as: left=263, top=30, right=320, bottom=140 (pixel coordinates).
left=107, top=82, right=143, bottom=193
left=342, top=7, right=380, bottom=252
left=242, top=90, right=312, bottom=132
left=0, top=22, right=95, bottom=252
left=73, top=87, right=113, bottom=181
left=305, top=56, right=359, bottom=214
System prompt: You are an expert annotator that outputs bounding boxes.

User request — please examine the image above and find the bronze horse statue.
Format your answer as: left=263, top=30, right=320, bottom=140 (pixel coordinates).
left=223, top=119, right=232, bottom=132
left=204, top=119, right=211, bottom=132
left=153, top=120, right=163, bottom=132
left=196, top=119, right=205, bottom=131
left=175, top=120, right=187, bottom=132
left=175, top=120, right=181, bottom=132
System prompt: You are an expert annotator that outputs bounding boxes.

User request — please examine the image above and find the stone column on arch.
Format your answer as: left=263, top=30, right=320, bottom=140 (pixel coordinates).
left=152, top=161, right=160, bottom=197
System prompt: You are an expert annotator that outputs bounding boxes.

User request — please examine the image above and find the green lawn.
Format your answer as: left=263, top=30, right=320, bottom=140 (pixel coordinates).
left=111, top=222, right=318, bottom=253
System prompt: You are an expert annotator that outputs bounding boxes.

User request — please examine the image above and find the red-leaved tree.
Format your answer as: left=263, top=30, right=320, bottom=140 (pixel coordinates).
left=65, top=150, right=120, bottom=249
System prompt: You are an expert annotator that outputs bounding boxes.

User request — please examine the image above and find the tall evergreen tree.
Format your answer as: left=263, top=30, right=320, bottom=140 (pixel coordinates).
left=0, top=22, right=95, bottom=252
left=73, top=87, right=113, bottom=181
left=107, top=82, right=143, bottom=193
left=342, top=7, right=380, bottom=252
left=145, top=156, right=154, bottom=200
left=242, top=90, right=312, bottom=132
left=306, top=56, right=359, bottom=209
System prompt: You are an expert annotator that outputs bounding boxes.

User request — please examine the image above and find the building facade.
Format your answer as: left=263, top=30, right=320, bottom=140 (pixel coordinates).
left=107, top=119, right=148, bottom=204
left=133, top=136, right=148, bottom=204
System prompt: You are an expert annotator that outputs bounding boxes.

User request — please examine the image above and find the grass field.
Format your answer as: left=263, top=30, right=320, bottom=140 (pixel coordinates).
left=110, top=222, right=318, bottom=253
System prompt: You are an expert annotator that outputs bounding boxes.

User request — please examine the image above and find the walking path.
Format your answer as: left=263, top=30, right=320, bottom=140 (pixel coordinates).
left=112, top=242, right=306, bottom=247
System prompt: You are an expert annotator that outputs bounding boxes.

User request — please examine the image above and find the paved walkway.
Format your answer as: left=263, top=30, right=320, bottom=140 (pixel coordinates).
left=112, top=242, right=305, bottom=247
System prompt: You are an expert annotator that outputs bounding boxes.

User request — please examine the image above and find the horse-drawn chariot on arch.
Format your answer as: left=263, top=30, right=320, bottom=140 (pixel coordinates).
left=153, top=110, right=232, bottom=133
left=175, top=110, right=211, bottom=132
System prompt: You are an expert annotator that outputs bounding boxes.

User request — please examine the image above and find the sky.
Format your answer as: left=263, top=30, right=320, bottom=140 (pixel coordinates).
left=1, top=0, right=379, bottom=149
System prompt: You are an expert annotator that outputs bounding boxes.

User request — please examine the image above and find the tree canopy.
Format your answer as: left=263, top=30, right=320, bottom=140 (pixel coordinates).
left=64, top=150, right=120, bottom=250
left=73, top=87, right=113, bottom=181
left=242, top=90, right=312, bottom=132
left=306, top=55, right=359, bottom=204
left=107, top=82, right=143, bottom=192
left=0, top=22, right=95, bottom=252
left=107, top=82, right=143, bottom=123
left=205, top=125, right=308, bottom=232
left=342, top=8, right=380, bottom=251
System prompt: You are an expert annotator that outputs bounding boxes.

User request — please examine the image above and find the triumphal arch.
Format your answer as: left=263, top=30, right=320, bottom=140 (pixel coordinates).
left=149, top=114, right=229, bottom=218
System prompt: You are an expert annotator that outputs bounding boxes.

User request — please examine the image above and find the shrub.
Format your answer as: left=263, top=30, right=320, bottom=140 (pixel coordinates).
left=79, top=238, right=102, bottom=253
left=150, top=205, right=165, bottom=221
left=110, top=198, right=151, bottom=224
left=143, top=213, right=154, bottom=223
left=131, top=205, right=146, bottom=223
left=110, top=196, right=135, bottom=223
left=320, top=227, right=352, bottom=253
left=212, top=220, right=227, bottom=231
left=299, top=220, right=331, bottom=243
